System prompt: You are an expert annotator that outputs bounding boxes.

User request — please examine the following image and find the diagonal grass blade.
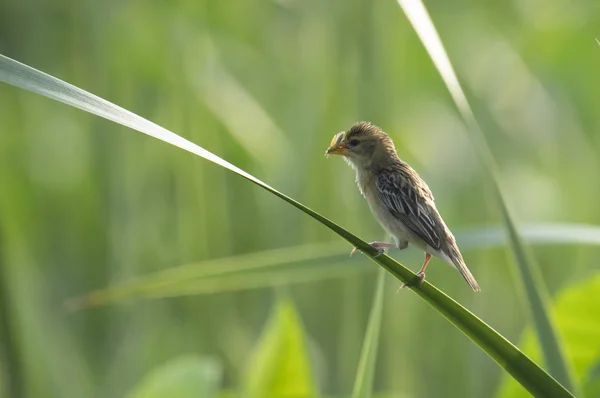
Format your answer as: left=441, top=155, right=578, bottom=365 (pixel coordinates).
left=0, top=53, right=573, bottom=398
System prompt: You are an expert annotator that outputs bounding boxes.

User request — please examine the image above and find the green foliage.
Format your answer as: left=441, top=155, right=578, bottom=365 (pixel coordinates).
left=497, top=273, right=600, bottom=398
left=1, top=1, right=599, bottom=397
left=126, top=356, right=222, bottom=398
left=66, top=224, right=600, bottom=307
left=395, top=0, right=576, bottom=392
left=243, top=298, right=317, bottom=398
left=0, top=53, right=574, bottom=397
left=351, top=269, right=386, bottom=398
left=67, top=242, right=359, bottom=307
left=583, top=360, right=600, bottom=398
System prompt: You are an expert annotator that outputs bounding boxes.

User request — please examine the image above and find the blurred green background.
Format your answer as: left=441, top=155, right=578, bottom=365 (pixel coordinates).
left=1, top=0, right=600, bottom=397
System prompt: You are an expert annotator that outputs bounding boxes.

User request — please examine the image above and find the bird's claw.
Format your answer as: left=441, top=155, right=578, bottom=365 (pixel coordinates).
left=349, top=243, right=386, bottom=257
left=397, top=271, right=426, bottom=292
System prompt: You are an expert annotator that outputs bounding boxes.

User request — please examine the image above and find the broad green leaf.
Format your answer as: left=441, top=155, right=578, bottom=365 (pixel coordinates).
left=0, top=54, right=573, bottom=397
left=395, top=0, right=576, bottom=393
left=583, top=359, right=600, bottom=398
left=126, top=356, right=222, bottom=398
left=243, top=299, right=317, bottom=398
left=497, top=273, right=600, bottom=398
left=352, top=269, right=386, bottom=398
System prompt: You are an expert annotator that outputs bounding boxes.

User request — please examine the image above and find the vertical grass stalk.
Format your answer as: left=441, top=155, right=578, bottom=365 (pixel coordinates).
left=352, top=269, right=386, bottom=398
left=395, top=0, right=577, bottom=393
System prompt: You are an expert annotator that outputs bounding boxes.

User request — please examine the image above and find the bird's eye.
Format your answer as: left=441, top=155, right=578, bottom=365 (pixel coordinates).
left=349, top=139, right=360, bottom=147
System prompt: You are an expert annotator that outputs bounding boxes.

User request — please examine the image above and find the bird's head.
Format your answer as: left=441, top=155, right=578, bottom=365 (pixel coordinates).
left=325, top=121, right=396, bottom=169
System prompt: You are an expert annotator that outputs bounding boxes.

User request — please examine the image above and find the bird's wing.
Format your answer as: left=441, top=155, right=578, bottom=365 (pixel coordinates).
left=375, top=172, right=441, bottom=250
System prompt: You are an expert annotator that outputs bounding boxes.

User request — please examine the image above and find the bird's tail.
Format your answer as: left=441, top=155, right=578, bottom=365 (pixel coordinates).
left=442, top=240, right=480, bottom=292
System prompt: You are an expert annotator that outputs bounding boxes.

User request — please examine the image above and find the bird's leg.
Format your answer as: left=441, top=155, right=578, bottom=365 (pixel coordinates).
left=350, top=241, right=396, bottom=257
left=399, top=252, right=432, bottom=290
left=416, top=253, right=432, bottom=282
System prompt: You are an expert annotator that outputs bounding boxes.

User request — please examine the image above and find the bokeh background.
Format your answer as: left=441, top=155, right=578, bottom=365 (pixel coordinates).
left=1, top=0, right=600, bottom=397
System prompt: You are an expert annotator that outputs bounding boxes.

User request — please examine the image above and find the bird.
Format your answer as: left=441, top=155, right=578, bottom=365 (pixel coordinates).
left=325, top=121, right=480, bottom=291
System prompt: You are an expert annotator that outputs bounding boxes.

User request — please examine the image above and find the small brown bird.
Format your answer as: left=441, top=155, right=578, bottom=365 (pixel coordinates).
left=325, top=121, right=480, bottom=291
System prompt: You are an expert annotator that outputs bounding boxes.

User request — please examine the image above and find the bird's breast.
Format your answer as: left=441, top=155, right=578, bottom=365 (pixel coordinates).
left=362, top=179, right=423, bottom=248
left=362, top=182, right=401, bottom=237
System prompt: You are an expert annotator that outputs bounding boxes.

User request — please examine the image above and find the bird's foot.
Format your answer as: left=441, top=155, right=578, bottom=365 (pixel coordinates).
left=350, top=241, right=395, bottom=257
left=397, top=271, right=426, bottom=291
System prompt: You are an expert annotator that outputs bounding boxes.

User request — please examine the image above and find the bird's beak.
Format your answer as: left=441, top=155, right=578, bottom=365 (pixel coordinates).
left=325, top=132, right=348, bottom=156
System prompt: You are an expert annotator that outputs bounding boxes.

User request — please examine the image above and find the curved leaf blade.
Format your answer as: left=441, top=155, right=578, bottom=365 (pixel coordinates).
left=0, top=53, right=573, bottom=398
left=497, top=273, right=600, bottom=398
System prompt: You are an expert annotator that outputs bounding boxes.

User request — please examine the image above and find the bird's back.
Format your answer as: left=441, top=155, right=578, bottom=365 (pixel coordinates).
left=368, top=163, right=481, bottom=291
left=332, top=121, right=480, bottom=291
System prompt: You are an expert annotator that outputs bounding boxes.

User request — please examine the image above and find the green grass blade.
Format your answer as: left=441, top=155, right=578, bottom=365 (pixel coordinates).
left=351, top=269, right=385, bottom=398
left=498, top=272, right=600, bottom=398
left=395, top=0, right=577, bottom=393
left=65, top=222, right=600, bottom=307
left=197, top=46, right=291, bottom=166
left=0, top=54, right=364, bottom=258
left=66, top=241, right=348, bottom=307
left=377, top=256, right=573, bottom=398
left=497, top=201, right=577, bottom=392
left=460, top=223, right=600, bottom=249
left=68, top=261, right=369, bottom=306
left=0, top=53, right=573, bottom=397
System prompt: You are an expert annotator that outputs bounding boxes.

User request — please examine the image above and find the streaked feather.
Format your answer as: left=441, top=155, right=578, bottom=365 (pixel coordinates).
left=330, top=121, right=481, bottom=291
left=375, top=171, right=441, bottom=250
